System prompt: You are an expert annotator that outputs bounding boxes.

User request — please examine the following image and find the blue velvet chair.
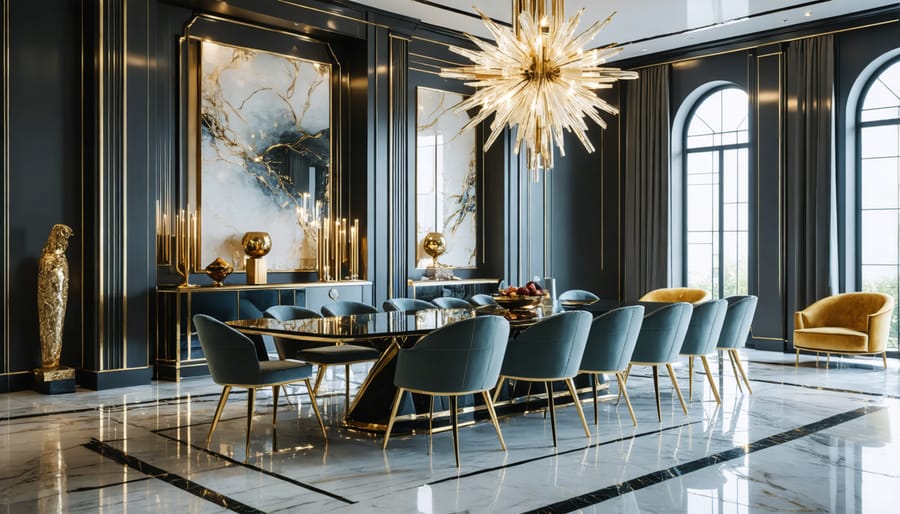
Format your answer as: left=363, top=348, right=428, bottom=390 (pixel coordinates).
left=320, top=300, right=379, bottom=317
left=716, top=295, right=758, bottom=394
left=192, top=314, right=327, bottom=457
left=578, top=305, right=644, bottom=425
left=493, top=311, right=593, bottom=446
left=431, top=297, right=473, bottom=309
left=468, top=293, right=497, bottom=306
left=678, top=299, right=727, bottom=403
left=265, top=304, right=380, bottom=410
left=626, top=302, right=693, bottom=422
left=383, top=316, right=511, bottom=467
left=559, top=289, right=600, bottom=302
left=382, top=297, right=436, bottom=313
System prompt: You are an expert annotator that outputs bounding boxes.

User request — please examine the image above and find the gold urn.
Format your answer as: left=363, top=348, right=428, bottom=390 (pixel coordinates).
left=241, top=231, right=272, bottom=258
left=204, top=257, right=233, bottom=287
left=423, top=232, right=446, bottom=266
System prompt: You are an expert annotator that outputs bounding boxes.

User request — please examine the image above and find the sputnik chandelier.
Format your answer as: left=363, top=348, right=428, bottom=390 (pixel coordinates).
left=440, top=0, right=638, bottom=178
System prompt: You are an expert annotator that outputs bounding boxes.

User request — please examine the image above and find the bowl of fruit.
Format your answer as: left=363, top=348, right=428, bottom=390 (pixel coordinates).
left=493, top=282, right=546, bottom=311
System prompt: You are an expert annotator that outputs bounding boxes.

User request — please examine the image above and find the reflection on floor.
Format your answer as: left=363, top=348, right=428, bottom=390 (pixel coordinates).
left=2, top=349, right=900, bottom=513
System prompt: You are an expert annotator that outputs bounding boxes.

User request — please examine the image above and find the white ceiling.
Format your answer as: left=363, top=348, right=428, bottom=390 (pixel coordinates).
left=354, top=0, right=899, bottom=61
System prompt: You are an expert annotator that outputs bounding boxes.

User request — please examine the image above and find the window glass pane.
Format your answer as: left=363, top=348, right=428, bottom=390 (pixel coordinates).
left=862, top=61, right=900, bottom=112
left=861, top=157, right=899, bottom=209
left=860, top=210, right=898, bottom=265
left=861, top=125, right=899, bottom=159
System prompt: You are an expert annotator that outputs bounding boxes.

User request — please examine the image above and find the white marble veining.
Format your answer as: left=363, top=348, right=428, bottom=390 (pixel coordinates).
left=2, top=350, right=900, bottom=513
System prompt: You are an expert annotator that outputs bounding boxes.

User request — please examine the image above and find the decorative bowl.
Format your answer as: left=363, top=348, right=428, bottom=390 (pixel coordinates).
left=492, top=294, right=542, bottom=311
left=204, top=257, right=233, bottom=287
left=560, top=298, right=599, bottom=308
left=241, top=231, right=272, bottom=258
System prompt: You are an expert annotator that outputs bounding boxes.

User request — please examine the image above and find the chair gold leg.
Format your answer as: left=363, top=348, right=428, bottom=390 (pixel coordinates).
left=428, top=395, right=434, bottom=436
left=313, top=365, right=327, bottom=395
left=207, top=385, right=231, bottom=445
left=700, top=355, right=721, bottom=404
left=624, top=363, right=633, bottom=382
left=272, top=386, right=280, bottom=428
left=616, top=372, right=637, bottom=426
left=382, top=387, right=404, bottom=450
left=546, top=381, right=558, bottom=446
left=304, top=378, right=327, bottom=442
left=345, top=364, right=351, bottom=410
left=450, top=395, right=460, bottom=468
left=565, top=378, right=591, bottom=439
left=731, top=350, right=752, bottom=394
left=492, top=376, right=505, bottom=403
left=826, top=353, right=830, bottom=367
left=591, top=374, right=599, bottom=425
left=666, top=363, right=688, bottom=415
left=688, top=356, right=694, bottom=402
left=280, top=385, right=293, bottom=407
left=883, top=351, right=888, bottom=369
left=795, top=349, right=800, bottom=366
left=652, top=366, right=661, bottom=422
left=727, top=350, right=744, bottom=393
left=245, top=387, right=257, bottom=458
left=481, top=391, right=506, bottom=451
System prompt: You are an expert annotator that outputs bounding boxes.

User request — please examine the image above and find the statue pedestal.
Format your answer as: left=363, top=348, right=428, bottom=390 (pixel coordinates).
left=247, top=257, right=267, bottom=284
left=34, top=367, right=76, bottom=394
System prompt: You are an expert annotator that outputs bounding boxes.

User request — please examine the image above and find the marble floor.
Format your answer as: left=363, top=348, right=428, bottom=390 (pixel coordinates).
left=2, top=349, right=900, bottom=513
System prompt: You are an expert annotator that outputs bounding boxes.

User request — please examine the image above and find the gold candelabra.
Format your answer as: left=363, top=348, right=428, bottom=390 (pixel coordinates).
left=174, top=209, right=198, bottom=287
left=318, top=217, right=360, bottom=281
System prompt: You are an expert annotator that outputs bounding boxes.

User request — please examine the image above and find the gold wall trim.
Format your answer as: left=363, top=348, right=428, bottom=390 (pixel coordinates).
left=409, top=66, right=443, bottom=76
left=277, top=0, right=391, bottom=30
left=755, top=51, right=784, bottom=298
left=753, top=336, right=786, bottom=341
left=629, top=18, right=897, bottom=71
left=3, top=0, right=9, bottom=373
left=98, top=0, right=106, bottom=371
left=122, top=0, right=128, bottom=369
left=408, top=52, right=467, bottom=67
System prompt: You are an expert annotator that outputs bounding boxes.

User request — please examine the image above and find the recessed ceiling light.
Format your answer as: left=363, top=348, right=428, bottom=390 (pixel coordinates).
left=804, top=11, right=812, bottom=17
left=641, top=48, right=648, bottom=52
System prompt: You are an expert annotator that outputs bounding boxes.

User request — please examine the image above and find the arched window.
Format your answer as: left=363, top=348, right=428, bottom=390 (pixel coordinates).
left=683, top=87, right=750, bottom=299
left=858, top=57, right=900, bottom=350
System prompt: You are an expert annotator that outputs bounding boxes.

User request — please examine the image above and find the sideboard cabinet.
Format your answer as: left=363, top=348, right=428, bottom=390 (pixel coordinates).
left=155, top=281, right=371, bottom=380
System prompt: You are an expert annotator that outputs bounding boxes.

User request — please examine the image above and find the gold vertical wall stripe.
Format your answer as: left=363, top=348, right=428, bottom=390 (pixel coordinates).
left=79, top=1, right=85, bottom=369
left=122, top=0, right=127, bottom=368
left=387, top=33, right=394, bottom=298
left=98, top=0, right=106, bottom=371
left=778, top=53, right=783, bottom=297
left=3, top=0, right=9, bottom=373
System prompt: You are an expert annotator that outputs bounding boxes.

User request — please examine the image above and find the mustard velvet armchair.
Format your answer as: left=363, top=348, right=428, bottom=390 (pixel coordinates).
left=793, top=292, right=894, bottom=368
left=639, top=288, right=711, bottom=304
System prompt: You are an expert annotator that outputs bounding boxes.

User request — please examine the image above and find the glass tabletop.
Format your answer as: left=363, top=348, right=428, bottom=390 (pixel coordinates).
left=227, top=308, right=478, bottom=341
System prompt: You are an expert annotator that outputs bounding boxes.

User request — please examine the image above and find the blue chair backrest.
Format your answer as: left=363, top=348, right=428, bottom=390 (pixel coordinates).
left=468, top=294, right=497, bottom=306
left=395, top=316, right=510, bottom=393
left=263, top=305, right=323, bottom=321
left=383, top=297, right=436, bottom=313
left=631, top=302, right=693, bottom=364
left=717, top=295, right=758, bottom=349
left=580, top=305, right=644, bottom=373
left=500, top=311, right=593, bottom=379
left=431, top=297, right=473, bottom=309
left=193, top=314, right=261, bottom=385
left=321, top=301, right=378, bottom=317
left=559, top=289, right=600, bottom=301
left=679, top=299, right=728, bottom=355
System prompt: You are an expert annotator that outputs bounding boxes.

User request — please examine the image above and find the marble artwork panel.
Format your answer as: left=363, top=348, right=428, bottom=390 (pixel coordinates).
left=416, top=87, right=477, bottom=269
left=199, top=40, right=330, bottom=271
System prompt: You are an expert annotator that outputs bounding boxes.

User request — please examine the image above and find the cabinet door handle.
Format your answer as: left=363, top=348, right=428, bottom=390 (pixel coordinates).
left=328, top=288, right=339, bottom=301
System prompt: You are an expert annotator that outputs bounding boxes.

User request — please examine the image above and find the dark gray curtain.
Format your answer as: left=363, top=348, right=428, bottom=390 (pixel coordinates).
left=623, top=64, right=671, bottom=301
left=785, top=34, right=838, bottom=315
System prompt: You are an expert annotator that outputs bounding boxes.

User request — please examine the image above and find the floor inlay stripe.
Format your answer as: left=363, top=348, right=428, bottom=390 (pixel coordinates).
left=82, top=438, right=264, bottom=514
left=428, top=420, right=704, bottom=486
left=748, top=377, right=900, bottom=399
left=152, top=430, right=357, bottom=504
left=522, top=405, right=883, bottom=513
left=67, top=476, right=154, bottom=493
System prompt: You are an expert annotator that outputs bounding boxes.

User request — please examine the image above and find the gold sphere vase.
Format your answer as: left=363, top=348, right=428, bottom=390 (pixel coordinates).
left=242, top=231, right=272, bottom=284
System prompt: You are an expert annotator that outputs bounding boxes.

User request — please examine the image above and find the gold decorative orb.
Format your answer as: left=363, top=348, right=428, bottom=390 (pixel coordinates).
left=241, top=231, right=272, bottom=258
left=204, top=257, right=233, bottom=287
left=423, top=232, right=446, bottom=264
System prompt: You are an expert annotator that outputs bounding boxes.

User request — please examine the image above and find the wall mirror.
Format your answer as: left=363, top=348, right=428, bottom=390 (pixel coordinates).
left=415, top=87, right=478, bottom=269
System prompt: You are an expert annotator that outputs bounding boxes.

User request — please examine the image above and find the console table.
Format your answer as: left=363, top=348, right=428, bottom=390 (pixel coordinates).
left=407, top=278, right=499, bottom=301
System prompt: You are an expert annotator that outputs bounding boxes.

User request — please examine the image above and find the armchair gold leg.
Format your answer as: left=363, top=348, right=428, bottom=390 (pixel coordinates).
left=304, top=378, right=327, bottom=442
left=666, top=363, right=688, bottom=415
left=883, top=352, right=888, bottom=369
left=481, top=391, right=506, bottom=451
left=565, top=378, right=591, bottom=439
left=451, top=396, right=460, bottom=468
left=280, top=385, right=293, bottom=407
left=727, top=350, right=744, bottom=393
left=245, top=387, right=257, bottom=458
left=345, top=364, right=351, bottom=410
left=591, top=374, right=599, bottom=425
left=492, top=376, right=505, bottom=403
left=546, top=381, right=558, bottom=446
left=731, top=350, right=752, bottom=394
left=207, top=385, right=231, bottom=445
left=616, top=372, right=637, bottom=426
left=428, top=395, right=434, bottom=436
left=652, top=366, right=661, bottom=422
left=382, top=387, right=404, bottom=450
left=700, top=355, right=721, bottom=404
left=826, top=353, right=830, bottom=367
left=312, top=365, right=327, bottom=395
left=688, top=356, right=694, bottom=402
left=795, top=349, right=800, bottom=366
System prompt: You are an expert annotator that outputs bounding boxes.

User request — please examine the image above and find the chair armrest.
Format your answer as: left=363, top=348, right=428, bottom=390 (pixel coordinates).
left=794, top=311, right=807, bottom=330
left=866, top=304, right=894, bottom=352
